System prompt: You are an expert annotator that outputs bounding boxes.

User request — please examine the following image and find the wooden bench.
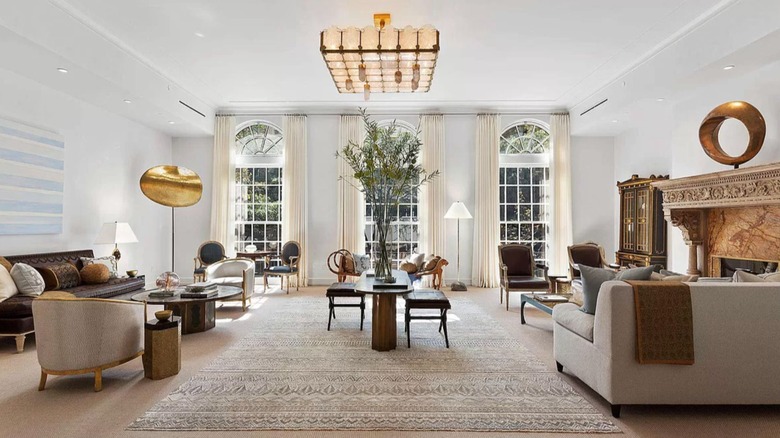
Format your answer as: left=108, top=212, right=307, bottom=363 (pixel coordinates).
left=403, top=289, right=451, bottom=348
left=326, top=282, right=365, bottom=331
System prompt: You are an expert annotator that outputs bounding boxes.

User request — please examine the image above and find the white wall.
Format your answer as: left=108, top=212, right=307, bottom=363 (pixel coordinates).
left=173, top=112, right=616, bottom=285
left=0, top=68, right=172, bottom=281
left=613, top=60, right=780, bottom=273
left=571, top=136, right=616, bottom=257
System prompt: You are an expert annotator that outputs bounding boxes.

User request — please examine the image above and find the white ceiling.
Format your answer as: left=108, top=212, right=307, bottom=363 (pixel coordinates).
left=0, top=0, right=778, bottom=136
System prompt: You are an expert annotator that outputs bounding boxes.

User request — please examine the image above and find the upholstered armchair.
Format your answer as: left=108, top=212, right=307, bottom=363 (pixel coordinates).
left=498, top=244, right=551, bottom=311
left=32, top=295, right=144, bottom=392
left=567, top=242, right=619, bottom=280
left=205, top=258, right=255, bottom=311
left=411, top=256, right=449, bottom=290
left=193, top=241, right=227, bottom=282
left=263, top=241, right=301, bottom=294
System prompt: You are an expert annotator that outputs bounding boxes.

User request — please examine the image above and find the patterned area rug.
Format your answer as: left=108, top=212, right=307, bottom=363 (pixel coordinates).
left=128, top=297, right=619, bottom=433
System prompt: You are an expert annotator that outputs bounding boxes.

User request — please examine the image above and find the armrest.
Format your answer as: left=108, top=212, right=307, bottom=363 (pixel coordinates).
left=535, top=263, right=550, bottom=283
left=289, top=255, right=300, bottom=268
left=500, top=264, right=508, bottom=284
left=606, top=263, right=620, bottom=269
left=242, top=265, right=256, bottom=296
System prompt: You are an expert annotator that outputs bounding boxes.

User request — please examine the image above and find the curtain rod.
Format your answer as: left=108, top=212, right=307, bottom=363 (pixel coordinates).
left=219, top=111, right=564, bottom=117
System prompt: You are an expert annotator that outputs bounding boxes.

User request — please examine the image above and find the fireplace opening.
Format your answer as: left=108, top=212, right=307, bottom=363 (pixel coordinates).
left=717, top=257, right=778, bottom=278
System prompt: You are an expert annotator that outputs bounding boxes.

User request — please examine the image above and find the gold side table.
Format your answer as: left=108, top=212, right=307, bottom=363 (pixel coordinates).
left=143, top=316, right=181, bottom=380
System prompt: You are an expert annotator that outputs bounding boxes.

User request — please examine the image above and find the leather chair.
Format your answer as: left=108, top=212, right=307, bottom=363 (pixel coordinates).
left=567, top=242, right=619, bottom=280
left=32, top=294, right=144, bottom=392
left=205, top=258, right=255, bottom=311
left=193, top=241, right=227, bottom=282
left=498, top=244, right=551, bottom=311
left=263, top=241, right=301, bottom=294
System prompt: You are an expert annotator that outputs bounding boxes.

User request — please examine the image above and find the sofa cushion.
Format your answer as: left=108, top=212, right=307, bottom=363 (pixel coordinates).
left=423, top=256, right=441, bottom=272
left=507, top=276, right=549, bottom=289
left=553, top=303, right=595, bottom=342
left=210, top=277, right=243, bottom=287
left=0, top=265, right=19, bottom=304
left=36, top=262, right=81, bottom=290
left=733, top=271, right=780, bottom=282
left=10, top=263, right=45, bottom=296
left=579, top=265, right=654, bottom=314
left=0, top=294, right=34, bottom=318
left=650, top=272, right=699, bottom=282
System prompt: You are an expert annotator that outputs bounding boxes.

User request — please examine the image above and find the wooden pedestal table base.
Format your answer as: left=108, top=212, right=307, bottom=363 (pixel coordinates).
left=356, top=270, right=412, bottom=352
left=131, top=286, right=243, bottom=335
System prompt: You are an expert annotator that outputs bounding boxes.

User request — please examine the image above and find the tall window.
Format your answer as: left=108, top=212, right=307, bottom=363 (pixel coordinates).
left=234, top=122, right=283, bottom=255
left=499, top=121, right=551, bottom=265
left=364, top=120, right=420, bottom=266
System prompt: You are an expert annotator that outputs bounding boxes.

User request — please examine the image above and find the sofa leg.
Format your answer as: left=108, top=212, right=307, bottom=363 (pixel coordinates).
left=610, top=404, right=621, bottom=418
left=556, top=361, right=563, bottom=372
left=38, top=371, right=47, bottom=391
left=94, top=369, right=103, bottom=392
left=15, top=335, right=25, bottom=353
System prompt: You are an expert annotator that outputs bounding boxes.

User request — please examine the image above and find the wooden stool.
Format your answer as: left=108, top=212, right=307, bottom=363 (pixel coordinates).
left=404, top=289, right=451, bottom=348
left=326, top=282, right=365, bottom=331
left=142, top=316, right=181, bottom=380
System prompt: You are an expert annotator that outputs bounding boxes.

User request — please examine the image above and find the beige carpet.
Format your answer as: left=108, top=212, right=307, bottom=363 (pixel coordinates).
left=128, top=297, right=619, bottom=433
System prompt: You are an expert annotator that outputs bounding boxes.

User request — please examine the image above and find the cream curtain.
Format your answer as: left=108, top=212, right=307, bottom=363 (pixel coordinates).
left=472, top=114, right=501, bottom=287
left=282, top=115, right=308, bottom=286
left=210, top=115, right=236, bottom=255
left=337, top=115, right=365, bottom=254
left=419, top=114, right=446, bottom=258
left=550, top=113, right=573, bottom=276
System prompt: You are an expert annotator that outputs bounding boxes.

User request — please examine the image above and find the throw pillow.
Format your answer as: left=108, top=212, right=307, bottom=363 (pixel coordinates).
left=733, top=271, right=780, bottom=282
left=342, top=254, right=355, bottom=273
left=568, top=279, right=584, bottom=306
left=400, top=262, right=418, bottom=274
left=650, top=272, right=699, bottom=282
left=0, top=265, right=19, bottom=303
left=423, top=256, right=441, bottom=272
left=36, top=262, right=81, bottom=290
left=353, top=254, right=371, bottom=273
left=0, top=256, right=12, bottom=272
left=407, top=253, right=425, bottom=270
left=80, top=256, right=118, bottom=278
left=10, top=263, right=45, bottom=296
left=80, top=264, right=110, bottom=284
left=579, top=265, right=654, bottom=314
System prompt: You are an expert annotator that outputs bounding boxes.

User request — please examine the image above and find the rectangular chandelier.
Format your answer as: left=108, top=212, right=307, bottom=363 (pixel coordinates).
left=320, top=19, right=439, bottom=100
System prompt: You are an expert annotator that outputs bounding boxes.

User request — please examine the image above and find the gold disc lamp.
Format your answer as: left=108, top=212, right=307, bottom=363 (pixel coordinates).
left=140, top=165, right=203, bottom=270
left=320, top=13, right=439, bottom=100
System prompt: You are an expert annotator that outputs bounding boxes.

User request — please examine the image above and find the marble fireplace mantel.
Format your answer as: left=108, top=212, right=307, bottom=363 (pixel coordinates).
left=652, top=162, right=780, bottom=276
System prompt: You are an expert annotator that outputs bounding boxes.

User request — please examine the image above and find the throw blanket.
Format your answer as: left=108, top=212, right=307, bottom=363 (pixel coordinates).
left=626, top=280, right=694, bottom=365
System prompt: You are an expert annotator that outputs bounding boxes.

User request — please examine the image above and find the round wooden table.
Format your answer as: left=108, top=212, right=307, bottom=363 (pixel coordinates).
left=355, top=270, right=413, bottom=351
left=131, top=286, right=242, bottom=334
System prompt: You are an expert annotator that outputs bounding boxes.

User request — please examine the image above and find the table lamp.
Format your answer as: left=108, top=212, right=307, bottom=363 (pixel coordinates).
left=95, top=221, right=138, bottom=261
left=444, top=201, right=472, bottom=291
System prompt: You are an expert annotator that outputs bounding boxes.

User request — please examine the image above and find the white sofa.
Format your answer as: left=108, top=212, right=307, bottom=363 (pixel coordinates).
left=553, top=280, right=780, bottom=417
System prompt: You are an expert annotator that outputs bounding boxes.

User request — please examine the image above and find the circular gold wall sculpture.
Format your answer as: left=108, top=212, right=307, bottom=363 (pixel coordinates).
left=139, top=165, right=203, bottom=207
left=699, top=101, right=766, bottom=168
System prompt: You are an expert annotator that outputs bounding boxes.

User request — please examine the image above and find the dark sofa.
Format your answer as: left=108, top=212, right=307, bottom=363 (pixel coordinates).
left=0, top=249, right=145, bottom=353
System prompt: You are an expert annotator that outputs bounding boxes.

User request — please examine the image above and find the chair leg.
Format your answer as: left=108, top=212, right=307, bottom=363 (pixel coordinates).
left=406, top=308, right=411, bottom=348
left=286, top=276, right=290, bottom=294
left=327, top=298, right=334, bottom=331
left=438, top=309, right=444, bottom=333
left=442, top=309, right=450, bottom=348
left=15, top=335, right=25, bottom=353
left=38, top=370, right=47, bottom=391
left=263, top=274, right=268, bottom=290
left=359, top=297, right=365, bottom=331
left=506, top=290, right=510, bottom=311
left=500, top=286, right=503, bottom=304
left=296, top=272, right=300, bottom=291
left=94, top=369, right=102, bottom=392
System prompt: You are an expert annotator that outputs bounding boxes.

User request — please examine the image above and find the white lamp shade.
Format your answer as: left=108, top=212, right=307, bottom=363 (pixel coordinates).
left=95, top=222, right=138, bottom=244
left=444, top=201, right=472, bottom=219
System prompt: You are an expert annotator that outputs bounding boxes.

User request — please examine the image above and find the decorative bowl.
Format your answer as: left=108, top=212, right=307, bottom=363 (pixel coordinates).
left=155, top=310, right=173, bottom=322
left=126, top=270, right=138, bottom=278
left=245, top=244, right=257, bottom=253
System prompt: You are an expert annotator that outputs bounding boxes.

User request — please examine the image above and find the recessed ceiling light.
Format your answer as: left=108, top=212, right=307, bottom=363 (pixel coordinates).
left=168, top=121, right=175, bottom=125
left=57, top=68, right=68, bottom=73
left=123, top=99, right=132, bottom=104
left=723, top=64, right=735, bottom=70
left=194, top=32, right=205, bottom=38
left=612, top=119, right=619, bottom=123
left=656, top=98, right=665, bottom=102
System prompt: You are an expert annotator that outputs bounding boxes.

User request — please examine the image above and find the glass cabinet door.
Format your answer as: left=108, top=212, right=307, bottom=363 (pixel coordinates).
left=622, top=189, right=635, bottom=251
left=635, top=188, right=649, bottom=253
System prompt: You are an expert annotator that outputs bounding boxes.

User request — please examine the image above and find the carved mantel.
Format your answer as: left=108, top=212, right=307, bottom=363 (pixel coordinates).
left=652, top=162, right=780, bottom=275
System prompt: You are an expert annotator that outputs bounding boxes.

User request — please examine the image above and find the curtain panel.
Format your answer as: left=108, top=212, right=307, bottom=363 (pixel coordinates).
left=420, top=114, right=446, bottom=259
left=282, top=115, right=308, bottom=286
left=337, top=115, right=365, bottom=254
left=210, top=115, right=236, bottom=255
left=472, top=114, right=501, bottom=287
left=550, top=113, right=573, bottom=276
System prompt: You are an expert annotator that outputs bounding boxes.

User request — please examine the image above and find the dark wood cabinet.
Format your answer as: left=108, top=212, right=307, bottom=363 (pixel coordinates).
left=616, top=175, right=668, bottom=268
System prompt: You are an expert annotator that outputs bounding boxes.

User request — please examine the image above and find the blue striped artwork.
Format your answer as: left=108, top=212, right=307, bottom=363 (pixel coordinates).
left=0, top=118, right=64, bottom=235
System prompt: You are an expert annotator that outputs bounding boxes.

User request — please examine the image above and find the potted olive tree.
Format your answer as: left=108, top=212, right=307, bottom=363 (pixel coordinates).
left=338, top=110, right=438, bottom=283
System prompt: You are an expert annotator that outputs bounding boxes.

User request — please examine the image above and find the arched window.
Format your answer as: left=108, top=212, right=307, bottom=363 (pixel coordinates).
left=234, top=121, right=284, bottom=254
left=364, top=120, right=420, bottom=266
left=499, top=121, right=551, bottom=265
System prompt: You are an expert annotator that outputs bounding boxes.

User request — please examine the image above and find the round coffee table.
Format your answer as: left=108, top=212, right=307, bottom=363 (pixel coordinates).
left=131, top=286, right=242, bottom=334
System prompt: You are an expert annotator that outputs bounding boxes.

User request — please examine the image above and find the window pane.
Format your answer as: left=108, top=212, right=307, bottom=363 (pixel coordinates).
left=506, top=205, right=518, bottom=222
left=519, top=186, right=531, bottom=203
left=520, top=224, right=532, bottom=241
left=519, top=205, right=532, bottom=221
left=533, top=223, right=546, bottom=240
left=506, top=186, right=518, bottom=204
left=507, top=224, right=519, bottom=241
left=268, top=168, right=280, bottom=183
left=532, top=167, right=546, bottom=184
left=519, top=168, right=531, bottom=184
left=506, top=167, right=518, bottom=185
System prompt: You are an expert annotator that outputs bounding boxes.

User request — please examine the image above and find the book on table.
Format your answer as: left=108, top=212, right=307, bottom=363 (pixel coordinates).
left=180, top=290, right=219, bottom=299
left=185, top=282, right=217, bottom=292
left=534, top=294, right=569, bottom=302
left=147, top=288, right=179, bottom=298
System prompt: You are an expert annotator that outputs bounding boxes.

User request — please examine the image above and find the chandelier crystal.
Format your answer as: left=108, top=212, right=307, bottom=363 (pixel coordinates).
left=320, top=16, right=439, bottom=100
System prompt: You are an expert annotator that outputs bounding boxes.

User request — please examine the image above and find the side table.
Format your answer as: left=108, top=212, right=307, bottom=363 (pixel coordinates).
left=143, top=316, right=181, bottom=380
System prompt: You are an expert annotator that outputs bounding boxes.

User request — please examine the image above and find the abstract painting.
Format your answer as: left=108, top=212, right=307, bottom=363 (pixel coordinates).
left=0, top=117, right=64, bottom=235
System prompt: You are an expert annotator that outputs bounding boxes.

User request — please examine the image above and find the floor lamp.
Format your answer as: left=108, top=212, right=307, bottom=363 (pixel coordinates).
left=444, top=201, right=472, bottom=291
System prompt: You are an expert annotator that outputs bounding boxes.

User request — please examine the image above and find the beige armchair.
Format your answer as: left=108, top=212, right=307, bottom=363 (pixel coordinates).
left=32, top=295, right=144, bottom=392
left=205, top=258, right=255, bottom=311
